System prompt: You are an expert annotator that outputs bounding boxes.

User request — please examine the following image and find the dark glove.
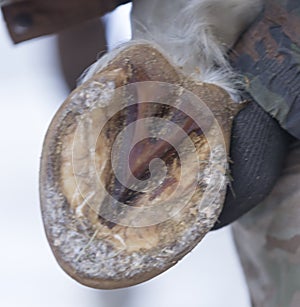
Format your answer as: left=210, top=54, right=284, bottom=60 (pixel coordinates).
left=213, top=98, right=292, bottom=229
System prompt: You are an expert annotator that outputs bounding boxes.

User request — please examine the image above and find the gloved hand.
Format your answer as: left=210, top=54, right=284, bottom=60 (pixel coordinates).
left=214, top=0, right=300, bottom=229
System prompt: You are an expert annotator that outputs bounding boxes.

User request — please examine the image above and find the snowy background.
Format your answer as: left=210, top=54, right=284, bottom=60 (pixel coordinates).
left=0, top=3, right=250, bottom=307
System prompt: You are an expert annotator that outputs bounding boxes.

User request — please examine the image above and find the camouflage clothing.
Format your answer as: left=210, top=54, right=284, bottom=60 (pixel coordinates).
left=232, top=140, right=300, bottom=307
left=231, top=0, right=300, bottom=139
left=230, top=1, right=300, bottom=306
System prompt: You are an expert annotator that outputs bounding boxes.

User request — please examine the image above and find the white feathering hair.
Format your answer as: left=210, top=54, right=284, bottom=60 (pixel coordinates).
left=82, top=0, right=264, bottom=102
left=131, top=0, right=264, bottom=101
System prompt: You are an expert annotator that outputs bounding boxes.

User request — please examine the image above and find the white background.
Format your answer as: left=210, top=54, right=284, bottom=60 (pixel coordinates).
left=0, top=4, right=250, bottom=307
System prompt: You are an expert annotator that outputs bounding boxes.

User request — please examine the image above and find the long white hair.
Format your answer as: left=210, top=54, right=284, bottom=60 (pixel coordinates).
left=83, top=0, right=263, bottom=101
left=131, top=0, right=263, bottom=100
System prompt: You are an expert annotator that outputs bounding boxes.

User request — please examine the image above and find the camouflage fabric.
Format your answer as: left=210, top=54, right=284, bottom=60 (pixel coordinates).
left=230, top=0, right=300, bottom=140
left=232, top=140, right=300, bottom=307
left=231, top=2, right=300, bottom=306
